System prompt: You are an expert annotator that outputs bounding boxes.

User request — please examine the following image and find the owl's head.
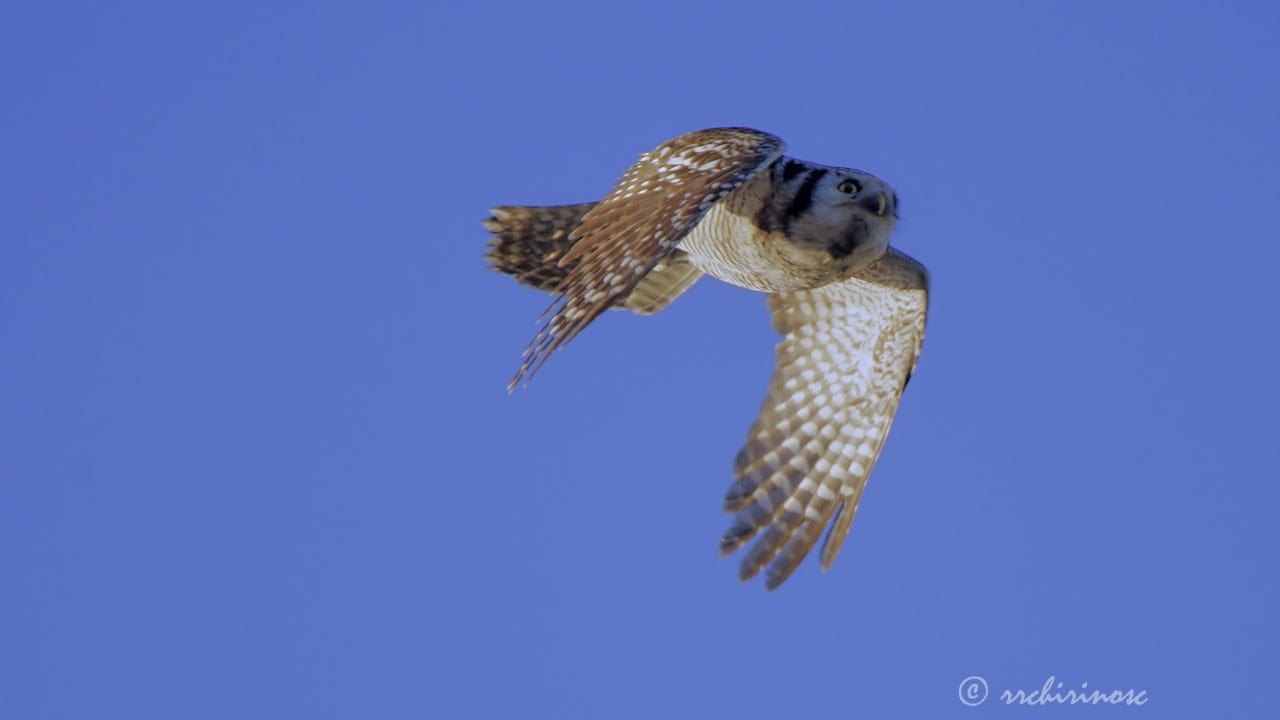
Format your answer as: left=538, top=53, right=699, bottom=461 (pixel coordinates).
left=764, top=159, right=899, bottom=275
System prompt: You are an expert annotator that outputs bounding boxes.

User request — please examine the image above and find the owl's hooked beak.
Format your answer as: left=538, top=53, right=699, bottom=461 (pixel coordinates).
left=860, top=193, right=888, bottom=217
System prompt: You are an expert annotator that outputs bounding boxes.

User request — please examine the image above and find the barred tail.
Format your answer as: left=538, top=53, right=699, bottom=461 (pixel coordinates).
left=483, top=204, right=703, bottom=316
left=483, top=203, right=596, bottom=293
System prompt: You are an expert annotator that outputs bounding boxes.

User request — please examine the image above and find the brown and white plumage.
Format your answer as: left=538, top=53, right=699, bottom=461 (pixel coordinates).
left=483, top=204, right=705, bottom=316
left=718, top=253, right=927, bottom=588
left=484, top=128, right=929, bottom=589
left=510, top=128, right=784, bottom=389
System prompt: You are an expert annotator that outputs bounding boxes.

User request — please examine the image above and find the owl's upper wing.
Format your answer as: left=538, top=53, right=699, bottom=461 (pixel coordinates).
left=509, top=127, right=785, bottom=390
left=719, top=249, right=929, bottom=590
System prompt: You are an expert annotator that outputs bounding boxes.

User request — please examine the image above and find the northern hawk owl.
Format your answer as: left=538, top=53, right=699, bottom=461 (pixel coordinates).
left=484, top=127, right=929, bottom=590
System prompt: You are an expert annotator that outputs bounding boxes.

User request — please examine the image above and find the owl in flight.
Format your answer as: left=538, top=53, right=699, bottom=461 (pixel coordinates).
left=484, top=128, right=929, bottom=590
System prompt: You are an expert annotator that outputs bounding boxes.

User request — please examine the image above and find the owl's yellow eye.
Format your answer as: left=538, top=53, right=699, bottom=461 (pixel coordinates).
left=875, top=193, right=887, bottom=216
left=837, top=179, right=860, bottom=194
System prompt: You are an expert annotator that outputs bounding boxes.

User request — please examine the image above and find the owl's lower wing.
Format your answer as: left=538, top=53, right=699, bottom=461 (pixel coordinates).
left=483, top=204, right=705, bottom=316
left=509, top=128, right=785, bottom=390
left=719, top=249, right=929, bottom=590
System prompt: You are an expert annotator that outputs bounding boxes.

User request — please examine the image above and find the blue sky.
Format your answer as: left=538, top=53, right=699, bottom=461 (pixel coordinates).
left=3, top=0, right=1278, bottom=717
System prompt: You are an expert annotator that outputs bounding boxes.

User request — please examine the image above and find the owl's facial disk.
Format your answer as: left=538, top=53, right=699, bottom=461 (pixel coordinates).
left=802, top=170, right=898, bottom=269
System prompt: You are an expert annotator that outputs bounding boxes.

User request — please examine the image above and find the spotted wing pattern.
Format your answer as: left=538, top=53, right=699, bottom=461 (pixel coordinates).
left=509, top=127, right=785, bottom=390
left=719, top=250, right=929, bottom=589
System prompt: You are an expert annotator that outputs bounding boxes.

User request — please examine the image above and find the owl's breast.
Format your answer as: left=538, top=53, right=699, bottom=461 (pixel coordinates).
left=677, top=201, right=849, bottom=293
